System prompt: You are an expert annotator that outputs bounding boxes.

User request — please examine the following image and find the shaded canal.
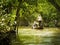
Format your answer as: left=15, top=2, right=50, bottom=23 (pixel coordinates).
left=12, top=28, right=60, bottom=45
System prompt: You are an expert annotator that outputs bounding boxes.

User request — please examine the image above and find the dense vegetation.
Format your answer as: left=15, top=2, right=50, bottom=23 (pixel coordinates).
left=0, top=0, right=60, bottom=27
left=0, top=0, right=60, bottom=45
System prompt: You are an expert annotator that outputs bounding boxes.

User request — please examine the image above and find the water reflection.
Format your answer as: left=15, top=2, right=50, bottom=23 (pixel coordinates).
left=14, top=28, right=60, bottom=45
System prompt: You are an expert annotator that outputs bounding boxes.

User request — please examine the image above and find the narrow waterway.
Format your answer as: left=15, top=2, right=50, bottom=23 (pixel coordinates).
left=12, top=28, right=60, bottom=45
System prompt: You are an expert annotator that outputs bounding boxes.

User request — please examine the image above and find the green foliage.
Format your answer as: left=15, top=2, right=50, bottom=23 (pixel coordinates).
left=0, top=0, right=60, bottom=27
left=0, top=0, right=60, bottom=45
left=56, top=0, right=60, bottom=7
left=0, top=0, right=17, bottom=32
left=19, top=0, right=59, bottom=27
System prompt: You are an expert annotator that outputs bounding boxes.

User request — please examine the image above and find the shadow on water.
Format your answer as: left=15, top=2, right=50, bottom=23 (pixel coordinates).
left=0, top=30, right=24, bottom=45
left=51, top=28, right=60, bottom=45
left=11, top=34, right=24, bottom=45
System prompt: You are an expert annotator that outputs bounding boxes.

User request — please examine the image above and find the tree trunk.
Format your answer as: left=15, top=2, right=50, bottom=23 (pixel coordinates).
left=15, top=0, right=22, bottom=34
